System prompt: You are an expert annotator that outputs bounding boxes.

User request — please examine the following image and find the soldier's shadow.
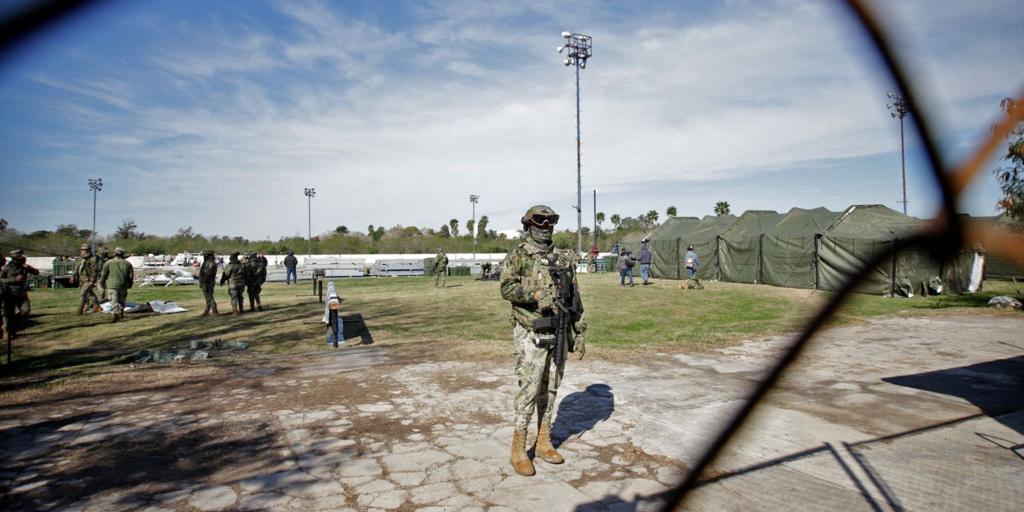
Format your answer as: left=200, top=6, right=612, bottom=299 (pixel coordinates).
left=552, top=383, right=614, bottom=447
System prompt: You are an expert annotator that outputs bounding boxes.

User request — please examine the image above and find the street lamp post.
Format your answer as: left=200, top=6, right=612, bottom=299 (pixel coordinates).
left=87, top=178, right=102, bottom=252
left=558, top=31, right=592, bottom=255
left=304, top=187, right=316, bottom=258
left=887, top=93, right=910, bottom=215
left=469, top=194, right=479, bottom=260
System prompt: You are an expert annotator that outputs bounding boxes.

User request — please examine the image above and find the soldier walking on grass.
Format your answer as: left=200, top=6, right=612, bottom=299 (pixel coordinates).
left=1, top=249, right=40, bottom=338
left=433, top=248, right=448, bottom=288
left=73, top=244, right=102, bottom=315
left=198, top=250, right=219, bottom=316
left=99, top=247, right=133, bottom=323
left=220, top=252, right=247, bottom=315
left=499, top=205, right=587, bottom=476
left=246, top=252, right=265, bottom=311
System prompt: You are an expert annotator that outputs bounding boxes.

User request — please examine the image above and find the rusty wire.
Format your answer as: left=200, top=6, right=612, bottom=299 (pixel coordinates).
left=661, top=0, right=1024, bottom=509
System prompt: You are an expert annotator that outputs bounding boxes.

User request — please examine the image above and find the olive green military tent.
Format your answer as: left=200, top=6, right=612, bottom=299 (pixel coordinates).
left=717, top=210, right=785, bottom=283
left=975, top=215, right=1024, bottom=281
left=817, top=204, right=945, bottom=294
left=761, top=207, right=839, bottom=288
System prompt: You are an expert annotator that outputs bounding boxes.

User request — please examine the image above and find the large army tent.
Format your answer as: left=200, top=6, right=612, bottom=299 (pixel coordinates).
left=975, top=215, right=1024, bottom=281
left=644, top=217, right=702, bottom=279
left=717, top=210, right=784, bottom=283
left=761, top=207, right=839, bottom=288
left=817, top=204, right=944, bottom=293
left=682, top=215, right=737, bottom=280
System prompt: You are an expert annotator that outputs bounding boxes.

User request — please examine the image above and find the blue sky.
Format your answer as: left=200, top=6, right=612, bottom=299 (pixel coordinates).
left=1, top=0, right=1022, bottom=239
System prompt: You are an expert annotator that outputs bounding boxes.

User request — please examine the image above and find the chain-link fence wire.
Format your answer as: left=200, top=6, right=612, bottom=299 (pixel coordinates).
left=661, top=0, right=1024, bottom=509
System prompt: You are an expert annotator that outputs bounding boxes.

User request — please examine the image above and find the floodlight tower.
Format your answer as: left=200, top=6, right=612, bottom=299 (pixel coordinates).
left=558, top=31, right=592, bottom=255
left=469, top=194, right=480, bottom=260
left=887, top=92, right=910, bottom=215
left=304, top=187, right=316, bottom=258
left=87, top=178, right=102, bottom=253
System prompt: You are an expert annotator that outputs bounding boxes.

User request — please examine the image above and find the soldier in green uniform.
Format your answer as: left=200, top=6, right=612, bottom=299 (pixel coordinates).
left=219, top=252, right=247, bottom=315
left=499, top=205, right=587, bottom=476
left=245, top=252, right=265, bottom=311
left=198, top=250, right=219, bottom=316
left=1, top=249, right=40, bottom=337
left=73, top=244, right=103, bottom=315
left=99, top=247, right=134, bottom=323
left=96, top=247, right=110, bottom=302
left=433, top=248, right=449, bottom=288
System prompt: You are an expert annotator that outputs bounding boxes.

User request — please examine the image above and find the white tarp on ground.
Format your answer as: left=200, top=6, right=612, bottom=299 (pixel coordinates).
left=101, top=300, right=188, bottom=314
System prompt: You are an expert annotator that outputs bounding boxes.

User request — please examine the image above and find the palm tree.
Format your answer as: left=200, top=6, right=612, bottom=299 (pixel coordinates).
left=610, top=214, right=621, bottom=229
left=714, top=201, right=731, bottom=216
left=449, top=219, right=459, bottom=237
left=666, top=206, right=677, bottom=217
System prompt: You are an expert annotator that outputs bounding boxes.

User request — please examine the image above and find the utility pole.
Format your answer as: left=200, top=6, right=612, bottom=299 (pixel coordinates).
left=887, top=93, right=910, bottom=215
left=592, top=189, right=597, bottom=250
left=558, top=31, right=592, bottom=255
left=304, top=187, right=316, bottom=258
left=88, top=178, right=102, bottom=253
left=469, top=194, right=479, bottom=260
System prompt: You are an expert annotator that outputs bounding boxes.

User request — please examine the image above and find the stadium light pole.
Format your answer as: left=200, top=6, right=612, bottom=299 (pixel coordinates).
left=304, top=187, right=316, bottom=258
left=558, top=31, right=592, bottom=255
left=469, top=194, right=479, bottom=260
left=887, top=92, right=910, bottom=215
left=87, top=178, right=102, bottom=253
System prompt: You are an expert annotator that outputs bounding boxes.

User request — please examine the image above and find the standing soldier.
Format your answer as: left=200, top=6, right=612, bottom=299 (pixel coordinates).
left=499, top=205, right=586, bottom=476
left=99, top=247, right=134, bottom=323
left=245, top=252, right=265, bottom=311
left=220, top=252, right=247, bottom=314
left=258, top=252, right=269, bottom=284
left=96, top=247, right=110, bottom=302
left=198, top=250, right=219, bottom=316
left=433, top=248, right=449, bottom=288
left=1, top=250, right=40, bottom=337
left=73, top=244, right=102, bottom=315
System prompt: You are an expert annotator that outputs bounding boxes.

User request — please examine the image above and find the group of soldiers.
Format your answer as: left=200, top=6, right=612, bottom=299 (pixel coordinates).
left=213, top=251, right=267, bottom=315
left=73, top=244, right=135, bottom=322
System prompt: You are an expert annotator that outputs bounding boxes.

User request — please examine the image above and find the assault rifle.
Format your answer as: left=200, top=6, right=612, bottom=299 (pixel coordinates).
left=532, top=257, right=583, bottom=367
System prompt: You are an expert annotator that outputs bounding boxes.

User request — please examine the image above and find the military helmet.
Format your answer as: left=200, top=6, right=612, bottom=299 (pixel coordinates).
left=99, top=247, right=110, bottom=256
left=10, top=249, right=24, bottom=257
left=80, top=243, right=91, bottom=251
left=114, top=246, right=126, bottom=256
left=521, top=205, right=559, bottom=228
left=230, top=252, right=240, bottom=261
left=203, top=249, right=214, bottom=256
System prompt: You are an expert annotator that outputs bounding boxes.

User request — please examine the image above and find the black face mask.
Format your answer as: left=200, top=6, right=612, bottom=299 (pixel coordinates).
left=528, top=226, right=553, bottom=245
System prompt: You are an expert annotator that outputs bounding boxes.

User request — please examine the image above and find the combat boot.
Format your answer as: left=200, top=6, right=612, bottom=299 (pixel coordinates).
left=201, top=306, right=209, bottom=317
left=111, top=312, right=120, bottom=323
left=211, top=305, right=220, bottom=316
left=509, top=428, right=535, bottom=476
left=535, top=423, right=564, bottom=464
left=76, top=304, right=85, bottom=316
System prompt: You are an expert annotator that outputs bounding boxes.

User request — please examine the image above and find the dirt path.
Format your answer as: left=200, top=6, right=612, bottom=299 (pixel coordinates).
left=1, top=315, right=1022, bottom=511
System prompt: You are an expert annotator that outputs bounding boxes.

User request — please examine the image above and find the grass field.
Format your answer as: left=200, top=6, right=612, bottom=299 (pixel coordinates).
left=1, top=273, right=1019, bottom=394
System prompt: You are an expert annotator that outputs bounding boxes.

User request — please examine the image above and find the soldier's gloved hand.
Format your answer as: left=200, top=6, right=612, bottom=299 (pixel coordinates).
left=532, top=287, right=554, bottom=311
left=575, top=331, right=586, bottom=360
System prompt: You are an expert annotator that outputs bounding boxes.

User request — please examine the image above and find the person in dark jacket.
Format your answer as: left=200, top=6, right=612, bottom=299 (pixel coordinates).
left=638, top=239, right=653, bottom=285
left=220, top=252, right=247, bottom=314
left=283, top=250, right=299, bottom=285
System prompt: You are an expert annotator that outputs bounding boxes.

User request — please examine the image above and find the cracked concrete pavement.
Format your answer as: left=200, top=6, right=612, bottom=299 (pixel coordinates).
left=1, top=315, right=1022, bottom=511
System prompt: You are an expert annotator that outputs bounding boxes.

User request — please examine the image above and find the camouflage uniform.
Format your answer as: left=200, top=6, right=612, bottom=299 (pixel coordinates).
left=74, top=244, right=102, bottom=314
left=99, top=248, right=133, bottom=322
left=1, top=250, right=40, bottom=337
left=245, top=252, right=265, bottom=311
left=220, top=253, right=248, bottom=314
left=96, top=248, right=110, bottom=300
left=198, top=250, right=219, bottom=316
left=433, top=249, right=448, bottom=288
left=498, top=205, right=586, bottom=476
